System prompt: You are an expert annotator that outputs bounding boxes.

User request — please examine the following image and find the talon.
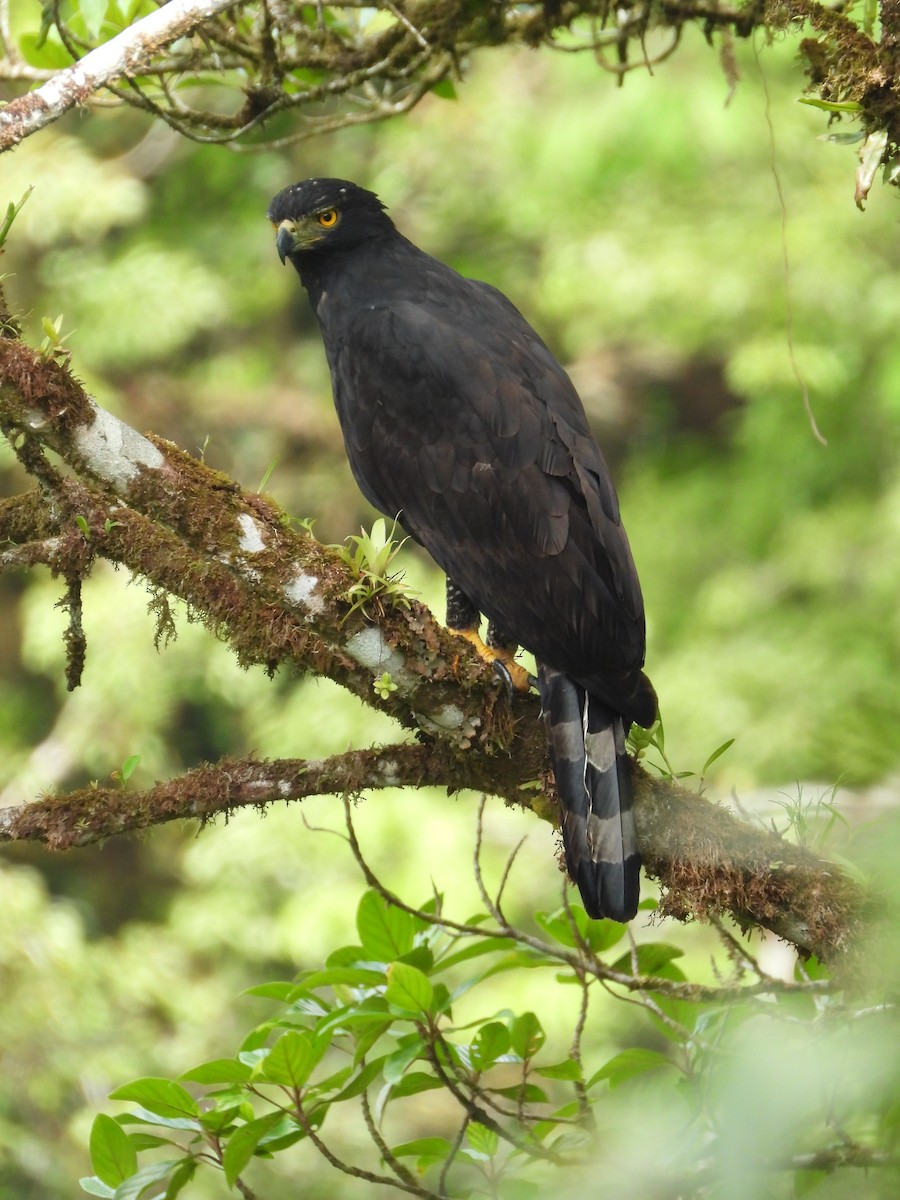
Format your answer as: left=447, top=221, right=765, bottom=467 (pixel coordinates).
left=453, top=627, right=534, bottom=694
left=492, top=658, right=515, bottom=702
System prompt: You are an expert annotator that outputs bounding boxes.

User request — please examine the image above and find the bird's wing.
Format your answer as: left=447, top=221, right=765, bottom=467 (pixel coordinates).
left=329, top=293, right=646, bottom=687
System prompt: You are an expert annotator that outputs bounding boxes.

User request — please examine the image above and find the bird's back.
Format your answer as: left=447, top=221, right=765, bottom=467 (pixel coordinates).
left=310, top=237, right=652, bottom=722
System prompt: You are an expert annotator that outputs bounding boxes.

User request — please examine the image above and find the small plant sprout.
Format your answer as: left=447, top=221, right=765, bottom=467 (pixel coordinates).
left=332, top=517, right=417, bottom=619
left=39, top=314, right=76, bottom=361
left=111, top=755, right=141, bottom=787
left=0, top=187, right=33, bottom=253
left=373, top=671, right=398, bottom=700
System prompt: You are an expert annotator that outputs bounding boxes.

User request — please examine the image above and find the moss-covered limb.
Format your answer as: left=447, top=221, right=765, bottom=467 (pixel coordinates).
left=0, top=744, right=447, bottom=849
left=0, top=718, right=864, bottom=959
left=0, top=737, right=548, bottom=851
left=0, top=490, right=56, bottom=545
left=632, top=764, right=866, bottom=962
left=0, top=341, right=522, bottom=750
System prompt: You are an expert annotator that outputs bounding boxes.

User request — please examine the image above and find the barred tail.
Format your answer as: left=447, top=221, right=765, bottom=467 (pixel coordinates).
left=537, top=665, right=641, bottom=923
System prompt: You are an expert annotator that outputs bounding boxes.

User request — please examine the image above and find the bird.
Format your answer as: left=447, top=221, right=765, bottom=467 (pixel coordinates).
left=267, top=178, right=657, bottom=922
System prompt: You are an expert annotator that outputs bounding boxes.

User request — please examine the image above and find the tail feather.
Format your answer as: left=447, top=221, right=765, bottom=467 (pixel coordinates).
left=538, top=664, right=641, bottom=922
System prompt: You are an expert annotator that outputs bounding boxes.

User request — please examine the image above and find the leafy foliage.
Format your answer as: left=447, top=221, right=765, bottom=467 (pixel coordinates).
left=81, top=872, right=900, bottom=1199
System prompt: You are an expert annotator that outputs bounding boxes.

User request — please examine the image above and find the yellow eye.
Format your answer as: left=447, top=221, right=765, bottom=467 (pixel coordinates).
left=317, top=209, right=338, bottom=228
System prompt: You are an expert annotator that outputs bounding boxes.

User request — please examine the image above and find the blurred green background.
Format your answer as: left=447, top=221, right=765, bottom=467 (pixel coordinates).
left=1, top=24, right=899, bottom=1198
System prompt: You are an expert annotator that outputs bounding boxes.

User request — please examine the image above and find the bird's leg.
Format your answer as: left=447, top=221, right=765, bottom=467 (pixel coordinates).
left=445, top=579, right=533, bottom=693
left=486, top=621, right=536, bottom=693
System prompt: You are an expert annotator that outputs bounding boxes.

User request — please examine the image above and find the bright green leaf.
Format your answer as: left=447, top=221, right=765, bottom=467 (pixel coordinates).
left=163, top=1158, right=196, bottom=1200
left=356, top=890, right=415, bottom=961
left=222, top=1113, right=287, bottom=1188
left=702, top=737, right=735, bottom=774
left=90, top=1114, right=138, bottom=1188
left=471, top=1021, right=510, bottom=1070
left=259, top=1031, right=314, bottom=1087
left=243, top=981, right=298, bottom=1001
left=588, top=1048, right=673, bottom=1089
left=391, top=1136, right=453, bottom=1158
left=466, top=1122, right=499, bottom=1158
left=385, top=962, right=433, bottom=1013
left=385, top=1071, right=443, bottom=1100
left=108, top=1079, right=199, bottom=1120
left=384, top=1036, right=425, bottom=1084
left=79, top=1179, right=116, bottom=1198
left=797, top=97, right=863, bottom=113
left=179, top=1059, right=252, bottom=1085
left=509, top=1011, right=545, bottom=1060
left=535, top=1058, right=582, bottom=1081
left=79, top=0, right=110, bottom=40
left=112, top=1160, right=182, bottom=1200
left=611, top=943, right=684, bottom=976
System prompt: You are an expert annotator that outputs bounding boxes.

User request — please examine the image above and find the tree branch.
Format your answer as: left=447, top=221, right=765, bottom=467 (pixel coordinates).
left=0, top=327, right=867, bottom=964
left=0, top=0, right=239, bottom=152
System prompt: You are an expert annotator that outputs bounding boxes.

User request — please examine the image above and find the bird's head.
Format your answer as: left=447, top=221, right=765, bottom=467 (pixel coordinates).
left=267, top=178, right=393, bottom=264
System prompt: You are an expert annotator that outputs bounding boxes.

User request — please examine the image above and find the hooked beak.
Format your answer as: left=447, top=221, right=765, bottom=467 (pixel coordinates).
left=274, top=220, right=297, bottom=265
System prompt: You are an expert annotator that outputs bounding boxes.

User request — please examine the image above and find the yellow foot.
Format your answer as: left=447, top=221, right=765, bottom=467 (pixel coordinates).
left=454, top=628, right=534, bottom=693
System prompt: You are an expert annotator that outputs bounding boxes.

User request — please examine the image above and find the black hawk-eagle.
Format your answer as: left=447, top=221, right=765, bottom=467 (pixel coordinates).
left=268, top=178, right=657, bottom=922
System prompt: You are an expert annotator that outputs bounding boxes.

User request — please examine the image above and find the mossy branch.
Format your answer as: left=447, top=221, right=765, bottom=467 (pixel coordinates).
left=0, top=325, right=866, bottom=964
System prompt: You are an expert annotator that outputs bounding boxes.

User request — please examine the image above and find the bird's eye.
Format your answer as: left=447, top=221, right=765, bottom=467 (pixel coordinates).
left=317, top=209, right=339, bottom=228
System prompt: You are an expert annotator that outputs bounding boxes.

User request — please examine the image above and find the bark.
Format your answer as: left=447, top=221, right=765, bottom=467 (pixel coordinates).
left=0, top=330, right=867, bottom=965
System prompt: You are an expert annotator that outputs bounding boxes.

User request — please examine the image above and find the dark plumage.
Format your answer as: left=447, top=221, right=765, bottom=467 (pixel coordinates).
left=268, top=178, right=656, bottom=921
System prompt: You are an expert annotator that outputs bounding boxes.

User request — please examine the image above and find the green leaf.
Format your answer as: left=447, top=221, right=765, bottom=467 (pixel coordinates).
left=385, top=1071, right=443, bottom=1100
left=433, top=935, right=512, bottom=972
left=80, top=0, right=110, bottom=40
left=466, top=1122, right=499, bottom=1158
left=356, top=890, right=415, bottom=961
left=534, top=907, right=625, bottom=953
left=797, top=97, right=863, bottom=113
left=611, top=943, right=684, bottom=976
left=163, top=1158, right=196, bottom=1200
left=385, top=962, right=433, bottom=1013
left=179, top=1059, right=252, bottom=1085
left=471, top=1021, right=510, bottom=1070
left=259, top=1031, right=314, bottom=1087
left=702, top=737, right=735, bottom=774
left=120, top=754, right=141, bottom=782
left=119, top=1106, right=200, bottom=1132
left=18, top=30, right=75, bottom=69
left=297, top=965, right=386, bottom=990
left=588, top=1048, right=672, bottom=1089
left=108, top=1079, right=199, bottom=1120
left=330, top=1056, right=387, bottom=1101
left=243, top=981, right=298, bottom=1001
left=384, top=1036, right=426, bottom=1084
left=794, top=1169, right=828, bottom=1196
left=79, top=1179, right=116, bottom=1198
left=492, top=1083, right=548, bottom=1103
left=535, top=1058, right=582, bottom=1081
left=431, top=79, right=458, bottom=100
left=111, top=1160, right=182, bottom=1200
left=391, top=1136, right=453, bottom=1158
left=90, top=1114, right=138, bottom=1188
left=509, top=1011, right=545, bottom=1060
left=0, top=187, right=33, bottom=252
left=222, top=1113, right=288, bottom=1188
